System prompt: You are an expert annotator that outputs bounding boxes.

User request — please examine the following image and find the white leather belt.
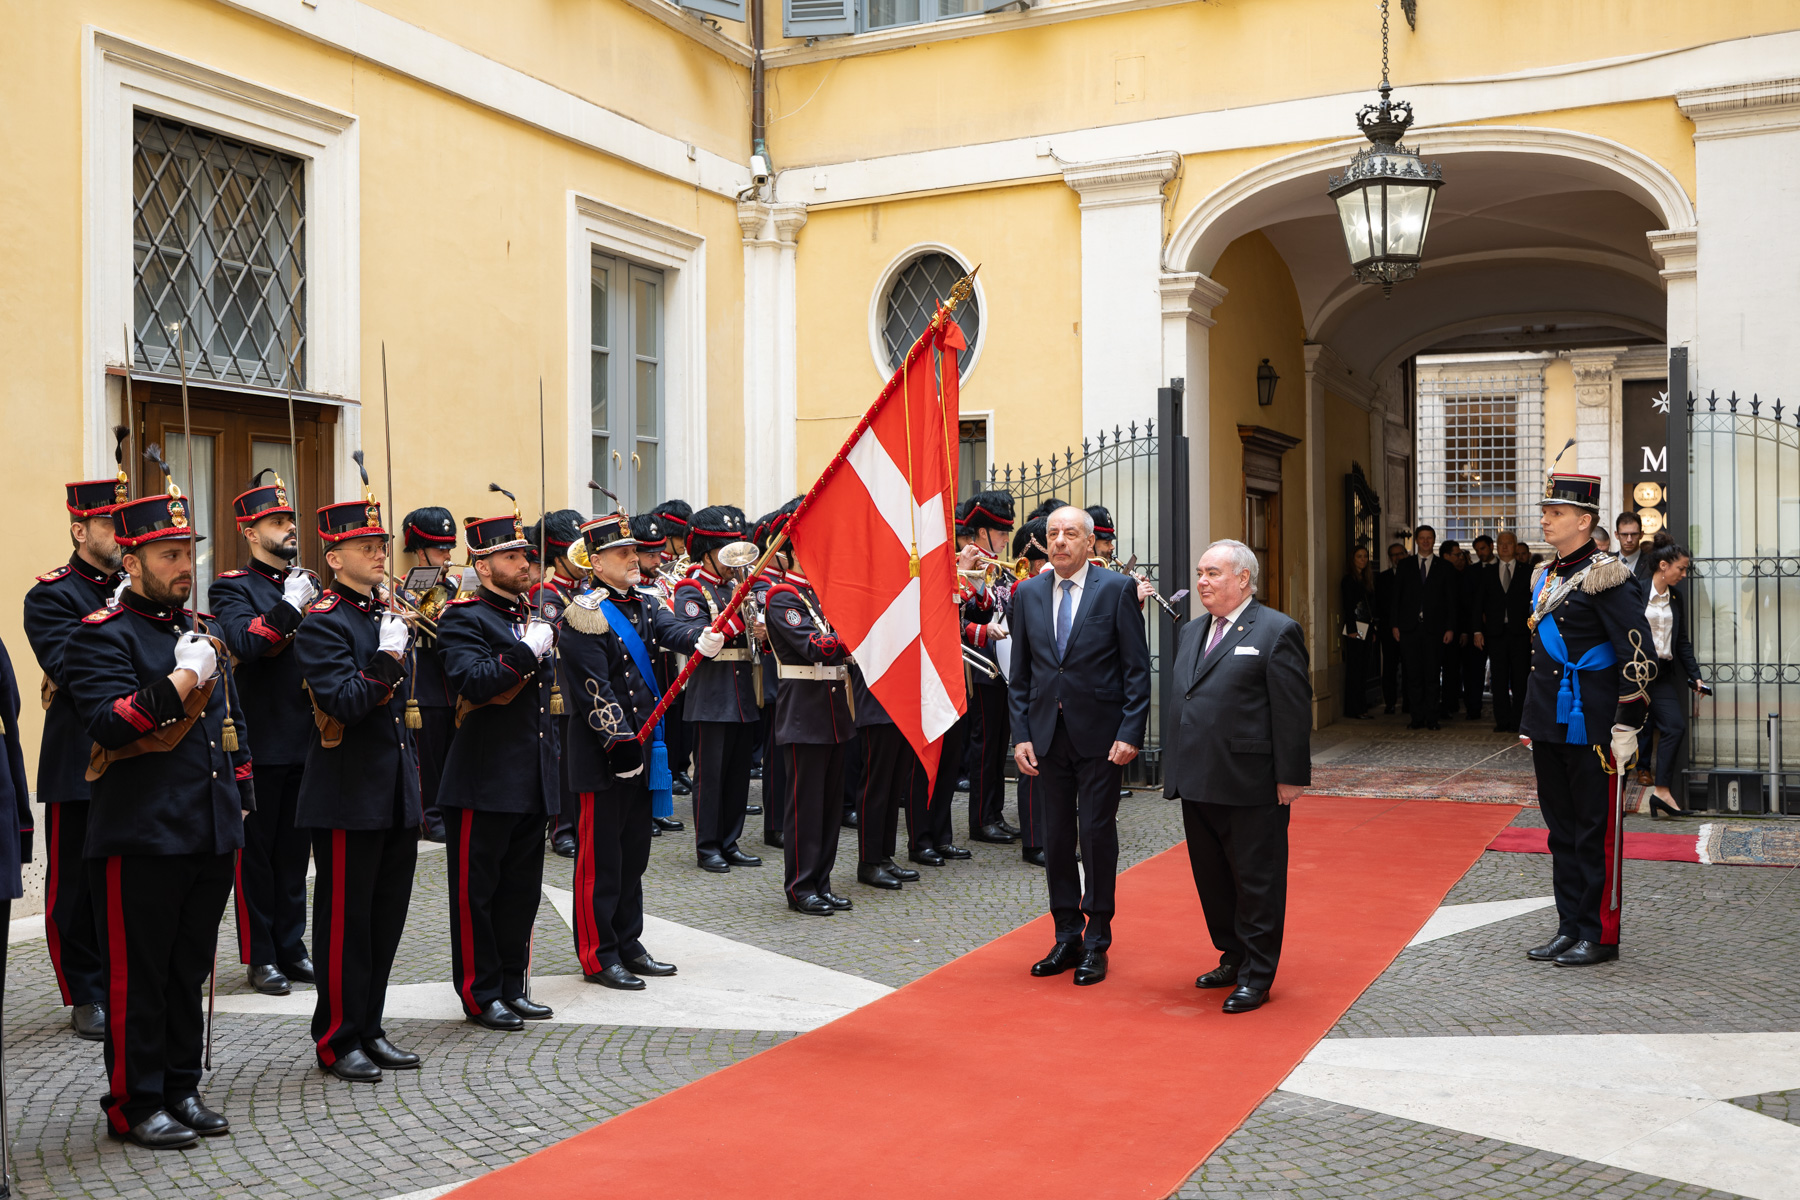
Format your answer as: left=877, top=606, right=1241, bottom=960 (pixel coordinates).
left=778, top=664, right=846, bottom=682
left=712, top=648, right=753, bottom=662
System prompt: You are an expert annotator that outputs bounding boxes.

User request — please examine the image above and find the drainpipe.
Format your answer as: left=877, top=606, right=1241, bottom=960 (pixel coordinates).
left=750, top=0, right=769, bottom=188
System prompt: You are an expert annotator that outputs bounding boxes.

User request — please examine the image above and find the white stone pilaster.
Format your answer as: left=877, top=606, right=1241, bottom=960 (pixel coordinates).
left=1158, top=269, right=1228, bottom=573
left=1648, top=228, right=1698, bottom=392
left=1567, top=349, right=1621, bottom=524
left=738, top=200, right=807, bottom=516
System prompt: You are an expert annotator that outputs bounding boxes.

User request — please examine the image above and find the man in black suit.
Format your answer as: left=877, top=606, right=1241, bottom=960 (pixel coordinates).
left=1459, top=535, right=1497, bottom=720
left=1163, top=539, right=1311, bottom=1013
left=1373, top=542, right=1406, bottom=713
left=1389, top=524, right=1458, bottom=729
left=1475, top=530, right=1533, bottom=731
left=1009, top=505, right=1150, bottom=988
left=1614, top=512, right=1654, bottom=585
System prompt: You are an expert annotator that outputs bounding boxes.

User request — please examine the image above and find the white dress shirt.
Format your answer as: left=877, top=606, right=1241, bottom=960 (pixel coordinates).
left=1049, top=560, right=1092, bottom=629
left=1646, top=581, right=1675, bottom=659
left=1203, top=594, right=1256, bottom=652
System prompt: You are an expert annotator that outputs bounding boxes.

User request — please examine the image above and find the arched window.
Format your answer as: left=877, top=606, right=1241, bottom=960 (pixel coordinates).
left=880, top=251, right=980, bottom=377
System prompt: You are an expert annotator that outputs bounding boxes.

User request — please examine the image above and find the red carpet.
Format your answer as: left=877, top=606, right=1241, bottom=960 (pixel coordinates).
left=454, top=796, right=1515, bottom=1200
left=1488, top=825, right=1700, bottom=862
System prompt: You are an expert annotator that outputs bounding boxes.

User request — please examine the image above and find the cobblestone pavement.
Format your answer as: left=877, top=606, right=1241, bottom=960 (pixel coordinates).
left=3, top=717, right=1792, bottom=1200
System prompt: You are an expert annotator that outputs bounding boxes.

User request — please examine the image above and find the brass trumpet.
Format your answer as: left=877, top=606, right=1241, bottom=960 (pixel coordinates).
left=956, top=547, right=1029, bottom=585
left=378, top=580, right=442, bottom=636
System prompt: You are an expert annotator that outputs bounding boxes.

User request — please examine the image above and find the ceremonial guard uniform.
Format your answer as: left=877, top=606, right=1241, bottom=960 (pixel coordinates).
left=527, top=509, right=587, bottom=858
left=62, top=491, right=253, bottom=1148
left=764, top=567, right=856, bottom=913
left=557, top=511, right=708, bottom=986
left=648, top=500, right=695, bottom=794
left=671, top=506, right=763, bottom=874
left=752, top=504, right=797, bottom=849
left=959, top=492, right=1019, bottom=844
left=210, top=476, right=317, bottom=995
left=436, top=510, right=558, bottom=1031
left=1520, top=472, right=1656, bottom=968
left=23, top=474, right=127, bottom=1039
left=628, top=511, right=687, bottom=836
left=400, top=507, right=460, bottom=843
left=293, top=498, right=423, bottom=1081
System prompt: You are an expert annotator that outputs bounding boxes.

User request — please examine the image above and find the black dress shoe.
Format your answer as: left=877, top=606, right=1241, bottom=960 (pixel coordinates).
left=586, top=964, right=646, bottom=990
left=322, top=1047, right=384, bottom=1081
left=1223, top=986, right=1269, bottom=1013
left=955, top=777, right=971, bottom=792
left=281, top=956, right=316, bottom=984
left=749, top=765, right=763, bottom=780
left=841, top=809, right=860, bottom=828
left=362, top=1036, right=421, bottom=1069
left=997, top=819, right=1021, bottom=838
left=168, top=1095, right=229, bottom=1136
left=551, top=832, right=578, bottom=859
left=724, top=848, right=762, bottom=867
left=788, top=894, right=835, bottom=915
left=71, top=1002, right=107, bottom=1041
left=1426, top=721, right=1442, bottom=731
left=109, top=1110, right=199, bottom=1149
left=763, top=831, right=786, bottom=849
left=1022, top=847, right=1047, bottom=867
left=1526, top=934, right=1577, bottom=962
left=671, top=771, right=694, bottom=796
left=1195, top=963, right=1242, bottom=989
left=819, top=890, right=854, bottom=910
left=1073, top=949, right=1109, bottom=986
left=1553, top=940, right=1619, bottom=968
left=505, top=995, right=555, bottom=1020
left=248, top=964, right=291, bottom=996
left=698, top=852, right=731, bottom=873
left=858, top=862, right=902, bottom=889
left=881, top=858, right=920, bottom=882
left=745, top=803, right=763, bottom=816
left=467, top=998, right=525, bottom=1030
left=649, top=824, right=662, bottom=837
left=624, top=954, right=677, bottom=977
left=1031, top=942, right=1083, bottom=977
left=909, top=847, right=946, bottom=866
left=969, top=823, right=1018, bottom=844
left=935, top=843, right=972, bottom=860
left=654, top=816, right=685, bottom=831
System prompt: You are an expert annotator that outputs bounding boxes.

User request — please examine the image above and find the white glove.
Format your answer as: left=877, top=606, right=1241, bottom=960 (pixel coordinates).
left=174, top=631, right=217, bottom=682
left=282, top=569, right=318, bottom=612
left=378, top=612, right=411, bottom=656
left=696, top=629, right=725, bottom=658
left=110, top=577, right=130, bottom=608
left=617, top=763, right=645, bottom=779
left=521, top=620, right=555, bottom=658
left=1610, top=724, right=1639, bottom=772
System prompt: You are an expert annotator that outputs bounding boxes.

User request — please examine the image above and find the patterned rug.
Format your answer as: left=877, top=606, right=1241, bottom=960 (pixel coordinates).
left=1311, top=764, right=1539, bottom=806
left=1699, top=821, right=1800, bottom=867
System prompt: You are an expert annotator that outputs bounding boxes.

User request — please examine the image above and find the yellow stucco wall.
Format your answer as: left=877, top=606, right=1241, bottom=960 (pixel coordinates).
left=1543, top=358, right=1578, bottom=478
left=1321, top=390, right=1374, bottom=668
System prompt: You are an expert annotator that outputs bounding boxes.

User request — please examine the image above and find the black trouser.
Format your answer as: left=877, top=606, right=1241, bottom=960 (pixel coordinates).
left=1401, top=630, right=1444, bottom=721
left=856, top=724, right=907, bottom=863
left=965, top=681, right=1009, bottom=831
left=553, top=714, right=577, bottom=840
left=1488, top=630, right=1530, bottom=729
left=762, top=695, right=788, bottom=841
left=1533, top=740, right=1624, bottom=945
left=1037, top=716, right=1123, bottom=950
left=310, top=824, right=417, bottom=1065
left=666, top=711, right=692, bottom=776
left=1017, top=771, right=1046, bottom=851
left=88, top=851, right=234, bottom=1131
left=1181, top=800, right=1291, bottom=991
left=1640, top=670, right=1689, bottom=788
left=907, top=719, right=962, bottom=854
left=416, top=705, right=455, bottom=840
left=234, top=762, right=310, bottom=968
left=1462, top=641, right=1487, bottom=718
left=43, top=800, right=104, bottom=1007
left=1341, top=637, right=1372, bottom=718
left=444, top=806, right=546, bottom=1014
left=1440, top=640, right=1462, bottom=715
left=1381, top=631, right=1405, bottom=710
left=571, top=779, right=652, bottom=973
left=692, top=720, right=755, bottom=859
left=842, top=730, right=863, bottom=823
left=783, top=741, right=846, bottom=901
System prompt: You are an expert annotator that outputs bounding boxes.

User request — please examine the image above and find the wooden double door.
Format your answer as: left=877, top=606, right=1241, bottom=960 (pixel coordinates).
left=131, top=380, right=337, bottom=611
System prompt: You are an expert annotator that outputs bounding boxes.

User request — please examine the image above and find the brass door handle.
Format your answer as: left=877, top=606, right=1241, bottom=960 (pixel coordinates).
left=631, top=453, right=641, bottom=470
left=612, top=451, right=622, bottom=468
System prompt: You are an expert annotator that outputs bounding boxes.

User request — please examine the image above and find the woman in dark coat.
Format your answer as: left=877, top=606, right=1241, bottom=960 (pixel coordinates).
left=1340, top=546, right=1377, bottom=719
left=1637, top=541, right=1705, bottom=816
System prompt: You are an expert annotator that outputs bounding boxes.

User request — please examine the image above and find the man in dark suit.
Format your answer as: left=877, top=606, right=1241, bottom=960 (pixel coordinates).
left=1163, top=539, right=1311, bottom=1013
left=1389, top=524, right=1458, bottom=729
left=1614, top=512, right=1654, bottom=585
left=1459, top=535, right=1496, bottom=720
left=1475, top=530, right=1533, bottom=731
left=1009, top=505, right=1150, bottom=987
left=1373, top=541, right=1406, bottom=713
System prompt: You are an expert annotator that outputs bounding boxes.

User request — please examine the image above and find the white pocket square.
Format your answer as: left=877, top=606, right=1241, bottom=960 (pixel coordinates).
left=1233, top=645, right=1260, bottom=656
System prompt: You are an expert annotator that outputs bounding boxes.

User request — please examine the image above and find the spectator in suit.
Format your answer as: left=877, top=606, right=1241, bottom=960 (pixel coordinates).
left=1593, top=528, right=1612, bottom=553
left=1476, top=530, right=1533, bottom=731
left=1390, top=524, right=1458, bottom=729
left=1373, top=542, right=1407, bottom=713
left=1339, top=546, right=1376, bottom=719
left=1614, top=512, right=1655, bottom=584
left=1438, top=540, right=1467, bottom=717
left=1637, top=542, right=1704, bottom=817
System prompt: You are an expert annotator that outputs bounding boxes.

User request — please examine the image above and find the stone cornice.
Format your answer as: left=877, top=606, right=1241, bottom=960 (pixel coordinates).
left=1303, top=342, right=1377, bottom=410
left=1062, top=150, right=1182, bottom=210
left=1646, top=228, right=1697, bottom=281
left=737, top=199, right=808, bottom=247
left=1678, top=76, right=1800, bottom=139
left=1158, top=271, right=1229, bottom=328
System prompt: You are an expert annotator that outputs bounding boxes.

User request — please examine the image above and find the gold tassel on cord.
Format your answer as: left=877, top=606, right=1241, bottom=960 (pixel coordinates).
left=550, top=684, right=566, bottom=716
left=405, top=697, right=423, bottom=730
left=221, top=718, right=240, bottom=753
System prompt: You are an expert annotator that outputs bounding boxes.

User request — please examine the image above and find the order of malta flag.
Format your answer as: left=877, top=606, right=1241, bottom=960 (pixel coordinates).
left=788, top=315, right=969, bottom=785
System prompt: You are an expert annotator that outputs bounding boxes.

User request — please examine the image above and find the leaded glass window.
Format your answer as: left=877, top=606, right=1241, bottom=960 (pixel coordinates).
left=881, top=252, right=980, bottom=378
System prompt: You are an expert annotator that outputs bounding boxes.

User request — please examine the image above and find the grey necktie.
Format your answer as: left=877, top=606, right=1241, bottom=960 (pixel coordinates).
left=1055, top=578, right=1074, bottom=660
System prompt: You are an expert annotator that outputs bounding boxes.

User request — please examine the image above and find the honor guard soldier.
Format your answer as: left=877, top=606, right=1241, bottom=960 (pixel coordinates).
left=436, top=502, right=559, bottom=1031
left=557, top=511, right=718, bottom=986
left=1012, top=517, right=1052, bottom=866
left=959, top=492, right=1020, bottom=845
left=764, top=551, right=856, bottom=914
left=1520, top=471, right=1656, bottom=968
left=23, top=453, right=128, bottom=1042
left=528, top=509, right=587, bottom=860
left=671, top=506, right=763, bottom=874
left=211, top=472, right=319, bottom=997
left=61, top=485, right=253, bottom=1148
left=400, top=507, right=460, bottom=842
left=628, top=512, right=688, bottom=836
left=293, top=496, right=424, bottom=1082
left=648, top=499, right=696, bottom=796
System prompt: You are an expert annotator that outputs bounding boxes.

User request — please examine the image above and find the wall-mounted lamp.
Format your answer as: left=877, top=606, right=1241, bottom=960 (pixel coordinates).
left=1256, top=358, right=1279, bottom=407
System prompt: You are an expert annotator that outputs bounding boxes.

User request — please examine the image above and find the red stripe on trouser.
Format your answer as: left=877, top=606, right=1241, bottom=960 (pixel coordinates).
left=103, top=857, right=131, bottom=1133
left=314, top=830, right=348, bottom=1065
left=1600, top=753, right=1624, bottom=944
left=233, top=849, right=252, bottom=964
left=454, top=811, right=479, bottom=1014
left=574, top=792, right=602, bottom=975
left=45, top=805, right=70, bottom=1005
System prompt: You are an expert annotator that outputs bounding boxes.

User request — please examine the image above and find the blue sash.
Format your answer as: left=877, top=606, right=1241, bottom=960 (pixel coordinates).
left=598, top=598, right=672, bottom=817
left=1532, top=570, right=1617, bottom=745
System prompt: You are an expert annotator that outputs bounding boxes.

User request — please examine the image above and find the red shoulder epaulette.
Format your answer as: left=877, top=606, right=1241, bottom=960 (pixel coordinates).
left=216, top=569, right=250, bottom=578
left=764, top=582, right=803, bottom=604
left=81, top=606, right=123, bottom=624
left=444, top=596, right=479, bottom=607
left=672, top=577, right=705, bottom=595
left=37, top=565, right=71, bottom=583
left=309, top=594, right=341, bottom=613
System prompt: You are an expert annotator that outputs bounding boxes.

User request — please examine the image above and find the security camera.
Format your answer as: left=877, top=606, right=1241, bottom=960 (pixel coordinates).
left=750, top=153, right=771, bottom=188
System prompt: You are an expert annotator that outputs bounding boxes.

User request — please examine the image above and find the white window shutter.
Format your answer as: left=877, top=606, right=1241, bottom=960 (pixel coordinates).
left=678, top=0, right=745, bottom=20
left=784, top=0, right=855, bottom=37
